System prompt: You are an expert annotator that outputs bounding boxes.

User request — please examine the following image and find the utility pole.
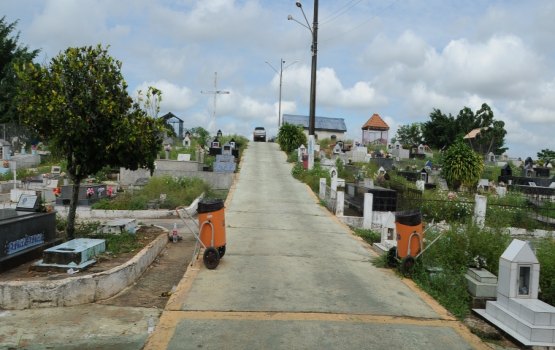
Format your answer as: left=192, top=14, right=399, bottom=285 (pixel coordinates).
left=289, top=0, right=319, bottom=169
left=266, top=59, right=297, bottom=129
left=201, top=72, right=230, bottom=134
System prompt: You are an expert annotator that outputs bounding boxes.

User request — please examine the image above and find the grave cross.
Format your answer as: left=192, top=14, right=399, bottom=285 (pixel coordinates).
left=201, top=72, right=230, bottom=134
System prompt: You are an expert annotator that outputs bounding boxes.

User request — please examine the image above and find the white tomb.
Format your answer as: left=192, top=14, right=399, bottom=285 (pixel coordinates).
left=475, top=239, right=555, bottom=346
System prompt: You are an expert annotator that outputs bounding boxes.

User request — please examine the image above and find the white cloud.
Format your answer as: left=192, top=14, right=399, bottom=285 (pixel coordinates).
left=26, top=0, right=130, bottom=53
left=284, top=65, right=387, bottom=110
left=361, top=31, right=429, bottom=68
left=436, top=35, right=544, bottom=97
left=134, top=80, right=197, bottom=114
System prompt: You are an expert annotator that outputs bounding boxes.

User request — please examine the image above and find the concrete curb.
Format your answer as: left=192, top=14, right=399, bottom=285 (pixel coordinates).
left=0, top=193, right=204, bottom=310
left=0, top=226, right=169, bottom=310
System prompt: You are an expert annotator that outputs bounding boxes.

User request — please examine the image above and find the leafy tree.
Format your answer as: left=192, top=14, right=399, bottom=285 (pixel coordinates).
left=462, top=104, right=507, bottom=155
left=190, top=126, right=210, bottom=147
left=537, top=149, right=555, bottom=164
left=423, top=103, right=507, bottom=154
left=15, top=45, right=164, bottom=239
left=0, top=17, right=39, bottom=125
left=422, top=109, right=458, bottom=150
left=277, top=123, right=307, bottom=154
left=392, top=123, right=424, bottom=147
left=441, top=140, right=484, bottom=190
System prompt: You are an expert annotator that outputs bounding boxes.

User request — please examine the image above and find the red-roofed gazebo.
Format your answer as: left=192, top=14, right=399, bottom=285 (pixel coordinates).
left=362, top=113, right=389, bottom=145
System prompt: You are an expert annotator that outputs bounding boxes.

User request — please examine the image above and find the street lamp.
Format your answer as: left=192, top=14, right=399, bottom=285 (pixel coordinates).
left=289, top=0, right=319, bottom=169
left=266, top=59, right=298, bottom=128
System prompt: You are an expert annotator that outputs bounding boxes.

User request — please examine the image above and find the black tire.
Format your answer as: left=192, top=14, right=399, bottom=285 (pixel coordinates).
left=400, top=256, right=416, bottom=277
left=218, top=245, right=226, bottom=258
left=387, top=247, right=398, bottom=267
left=203, top=247, right=220, bottom=270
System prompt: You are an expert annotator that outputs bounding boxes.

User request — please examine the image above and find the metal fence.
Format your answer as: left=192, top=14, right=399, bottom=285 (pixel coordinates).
left=395, top=189, right=555, bottom=231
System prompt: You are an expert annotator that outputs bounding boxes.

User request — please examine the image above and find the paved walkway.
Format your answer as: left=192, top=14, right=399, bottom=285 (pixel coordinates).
left=145, top=142, right=486, bottom=349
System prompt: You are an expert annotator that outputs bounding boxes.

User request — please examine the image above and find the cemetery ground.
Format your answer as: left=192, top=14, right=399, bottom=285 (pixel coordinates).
left=0, top=223, right=196, bottom=309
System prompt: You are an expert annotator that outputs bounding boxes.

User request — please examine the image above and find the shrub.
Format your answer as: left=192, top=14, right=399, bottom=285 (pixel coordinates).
left=441, top=140, right=483, bottom=190
left=410, top=223, right=511, bottom=319
left=354, top=228, right=381, bottom=244
left=277, top=123, right=307, bottom=153
left=92, top=175, right=210, bottom=210
left=536, top=238, right=555, bottom=306
left=291, top=163, right=330, bottom=192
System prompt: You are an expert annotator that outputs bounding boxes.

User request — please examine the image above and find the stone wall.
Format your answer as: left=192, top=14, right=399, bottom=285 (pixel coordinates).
left=119, top=160, right=234, bottom=190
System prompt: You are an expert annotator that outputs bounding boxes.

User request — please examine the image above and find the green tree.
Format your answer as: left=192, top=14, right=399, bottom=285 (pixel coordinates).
left=190, top=126, right=210, bottom=147
left=441, top=140, right=484, bottom=190
left=537, top=149, right=555, bottom=165
left=0, top=17, right=39, bottom=125
left=423, top=103, right=507, bottom=154
left=15, top=45, right=163, bottom=239
left=463, top=104, right=507, bottom=155
left=392, top=123, right=424, bottom=147
left=277, top=123, right=307, bottom=154
left=422, top=109, right=458, bottom=150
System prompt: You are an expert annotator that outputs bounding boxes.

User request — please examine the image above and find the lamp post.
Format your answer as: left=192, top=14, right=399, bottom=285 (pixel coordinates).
left=289, top=0, right=318, bottom=170
left=266, top=59, right=298, bottom=129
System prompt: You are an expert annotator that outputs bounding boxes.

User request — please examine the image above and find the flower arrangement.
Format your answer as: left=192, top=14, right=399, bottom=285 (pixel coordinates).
left=86, top=187, right=94, bottom=198
left=53, top=187, right=61, bottom=197
left=472, top=255, right=488, bottom=269
left=106, top=187, right=114, bottom=197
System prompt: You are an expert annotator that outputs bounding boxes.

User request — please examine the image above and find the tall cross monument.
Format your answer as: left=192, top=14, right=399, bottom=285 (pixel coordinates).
left=201, top=72, right=230, bottom=135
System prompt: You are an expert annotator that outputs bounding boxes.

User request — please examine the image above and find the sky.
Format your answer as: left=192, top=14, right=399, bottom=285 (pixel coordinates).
left=2, top=0, right=554, bottom=158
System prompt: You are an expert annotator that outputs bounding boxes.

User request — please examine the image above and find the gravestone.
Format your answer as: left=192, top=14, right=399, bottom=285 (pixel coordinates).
left=222, top=143, right=233, bottom=156
left=101, top=218, right=137, bottom=234
left=33, top=238, right=105, bottom=271
left=209, top=137, right=221, bottom=156
left=351, top=147, right=368, bottom=163
left=500, top=163, right=512, bottom=177
left=475, top=239, right=555, bottom=347
left=214, top=154, right=236, bottom=173
left=183, top=135, right=191, bottom=147
left=177, top=153, right=191, bottom=161
left=0, top=195, right=57, bottom=265
left=56, top=184, right=107, bottom=206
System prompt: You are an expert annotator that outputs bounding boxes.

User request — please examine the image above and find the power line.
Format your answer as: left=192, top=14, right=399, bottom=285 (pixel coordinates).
left=321, top=0, right=366, bottom=25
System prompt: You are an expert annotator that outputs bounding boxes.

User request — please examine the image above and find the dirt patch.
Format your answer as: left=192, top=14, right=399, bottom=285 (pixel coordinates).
left=99, top=233, right=196, bottom=309
left=0, top=224, right=196, bottom=309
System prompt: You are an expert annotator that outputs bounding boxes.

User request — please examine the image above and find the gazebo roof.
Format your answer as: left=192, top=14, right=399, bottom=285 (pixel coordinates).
left=362, top=113, right=389, bottom=131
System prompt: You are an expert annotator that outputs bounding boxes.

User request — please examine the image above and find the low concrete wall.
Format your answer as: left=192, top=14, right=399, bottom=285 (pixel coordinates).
left=0, top=229, right=168, bottom=310
left=339, top=215, right=364, bottom=228
left=119, top=164, right=234, bottom=190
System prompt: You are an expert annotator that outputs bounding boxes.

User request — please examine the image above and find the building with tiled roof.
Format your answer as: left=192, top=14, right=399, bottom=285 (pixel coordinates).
left=362, top=113, right=389, bottom=145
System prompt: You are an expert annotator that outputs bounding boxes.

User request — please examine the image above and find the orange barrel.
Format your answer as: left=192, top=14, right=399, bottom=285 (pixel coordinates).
left=197, top=198, right=226, bottom=248
left=395, top=210, right=423, bottom=258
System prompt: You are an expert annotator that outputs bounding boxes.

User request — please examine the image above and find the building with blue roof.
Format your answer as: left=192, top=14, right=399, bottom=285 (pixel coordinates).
left=282, top=114, right=347, bottom=141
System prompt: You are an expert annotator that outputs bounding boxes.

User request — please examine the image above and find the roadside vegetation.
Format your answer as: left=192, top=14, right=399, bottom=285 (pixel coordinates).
left=282, top=122, right=555, bottom=320
left=92, top=176, right=217, bottom=210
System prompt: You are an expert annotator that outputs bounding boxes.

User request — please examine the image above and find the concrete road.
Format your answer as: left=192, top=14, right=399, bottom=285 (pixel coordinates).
left=146, top=142, right=486, bottom=350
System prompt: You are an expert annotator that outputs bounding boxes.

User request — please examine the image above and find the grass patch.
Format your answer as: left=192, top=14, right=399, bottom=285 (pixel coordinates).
left=353, top=228, right=381, bottom=245
left=92, top=175, right=212, bottom=210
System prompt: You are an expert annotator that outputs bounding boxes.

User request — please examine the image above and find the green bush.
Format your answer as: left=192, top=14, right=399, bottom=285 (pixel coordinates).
left=354, top=228, right=381, bottom=244
left=441, top=140, right=484, bottom=189
left=410, top=223, right=511, bottom=319
left=536, top=238, right=555, bottom=306
left=291, top=163, right=330, bottom=192
left=92, top=175, right=210, bottom=210
left=278, top=123, right=307, bottom=153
